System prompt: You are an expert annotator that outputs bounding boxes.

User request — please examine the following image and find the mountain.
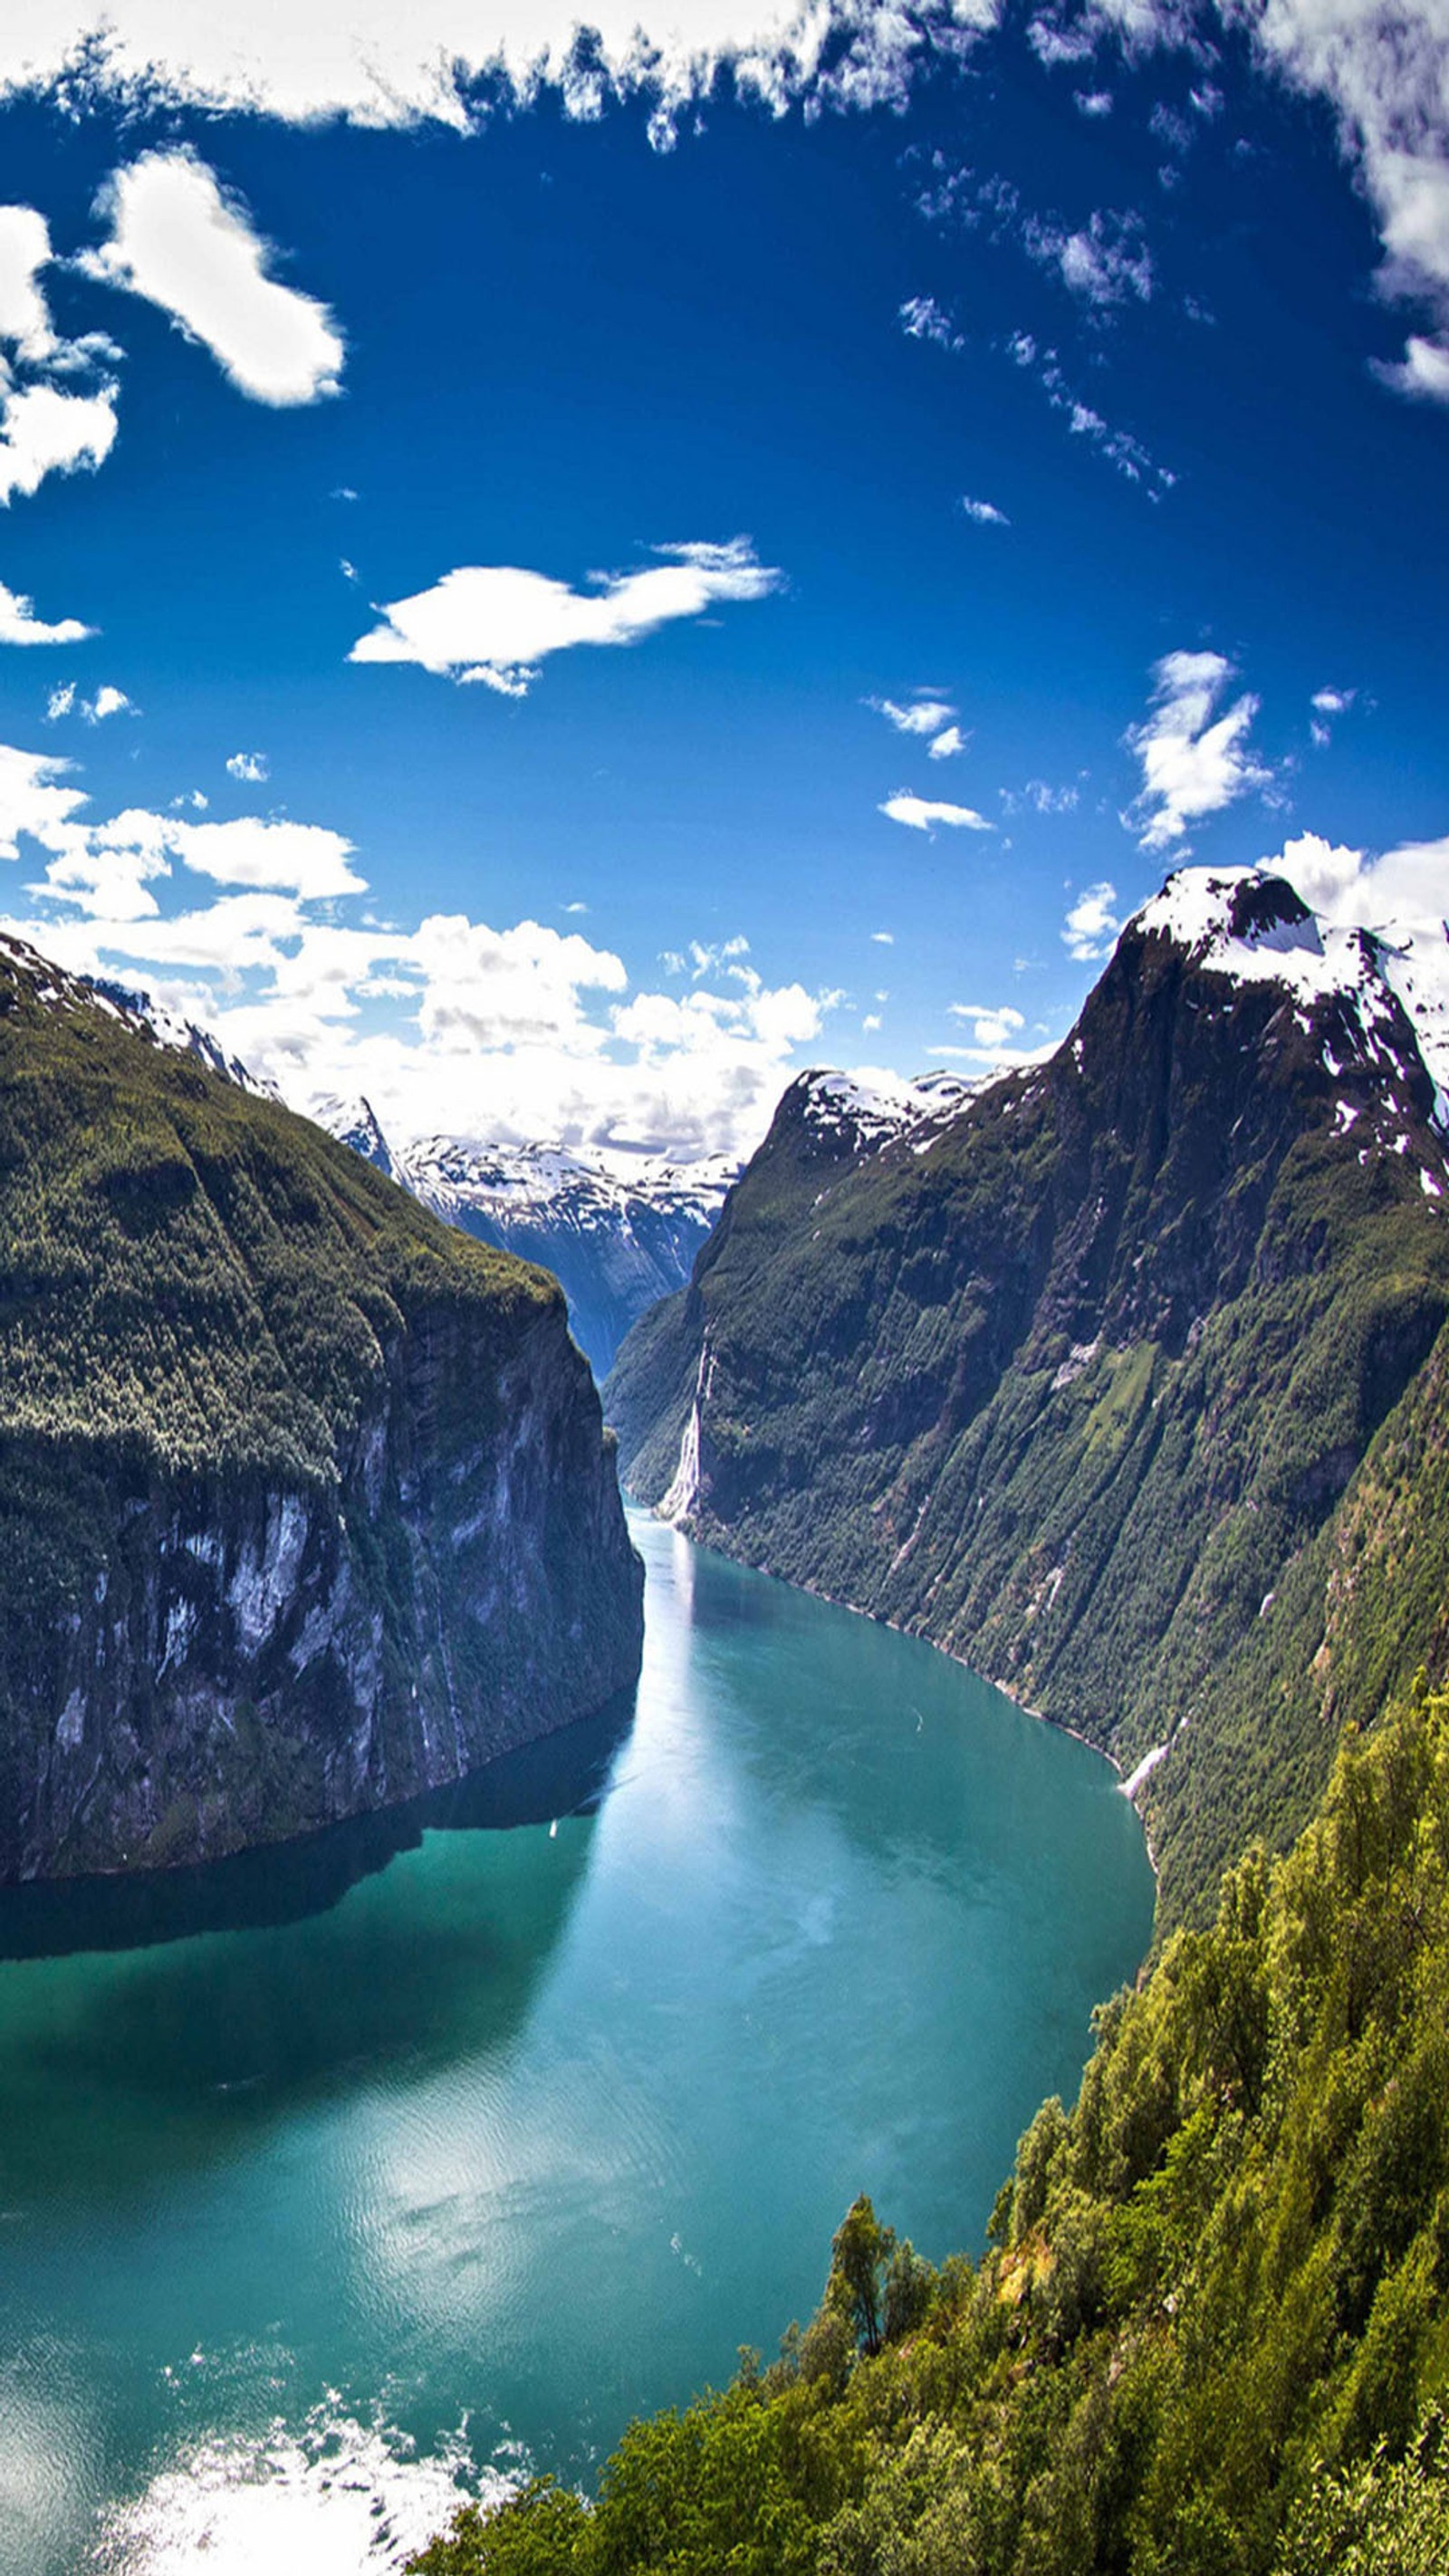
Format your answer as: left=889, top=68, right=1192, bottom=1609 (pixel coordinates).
left=305, top=1102, right=735, bottom=1377
left=607, top=868, right=1449, bottom=1926
left=0, top=935, right=643, bottom=1880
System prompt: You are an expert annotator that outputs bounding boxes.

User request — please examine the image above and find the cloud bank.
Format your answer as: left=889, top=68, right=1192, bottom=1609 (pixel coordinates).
left=0, top=730, right=838, bottom=1161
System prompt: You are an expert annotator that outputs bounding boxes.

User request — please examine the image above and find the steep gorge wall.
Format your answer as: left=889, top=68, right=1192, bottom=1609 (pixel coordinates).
left=0, top=939, right=643, bottom=1879
left=608, top=884, right=1449, bottom=1920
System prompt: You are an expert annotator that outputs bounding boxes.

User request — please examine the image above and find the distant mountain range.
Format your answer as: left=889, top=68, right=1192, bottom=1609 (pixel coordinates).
left=607, top=867, right=1449, bottom=1925
left=302, top=1101, right=738, bottom=1378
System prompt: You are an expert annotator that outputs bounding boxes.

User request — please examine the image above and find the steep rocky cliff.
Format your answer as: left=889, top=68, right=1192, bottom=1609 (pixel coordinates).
left=0, top=937, right=643, bottom=1880
left=608, top=870, right=1449, bottom=1920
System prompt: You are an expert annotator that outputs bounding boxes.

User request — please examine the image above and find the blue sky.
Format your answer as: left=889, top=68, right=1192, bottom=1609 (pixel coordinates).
left=0, top=1, right=1444, bottom=1159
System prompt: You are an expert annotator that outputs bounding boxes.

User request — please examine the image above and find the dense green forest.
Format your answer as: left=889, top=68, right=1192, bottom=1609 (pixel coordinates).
left=411, top=1682, right=1449, bottom=2573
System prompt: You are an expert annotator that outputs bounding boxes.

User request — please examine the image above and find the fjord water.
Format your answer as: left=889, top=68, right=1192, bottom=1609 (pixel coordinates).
left=0, top=1514, right=1153, bottom=2574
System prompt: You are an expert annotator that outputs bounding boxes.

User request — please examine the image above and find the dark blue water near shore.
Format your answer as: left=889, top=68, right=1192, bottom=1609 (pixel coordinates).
left=0, top=1512, right=1154, bottom=2572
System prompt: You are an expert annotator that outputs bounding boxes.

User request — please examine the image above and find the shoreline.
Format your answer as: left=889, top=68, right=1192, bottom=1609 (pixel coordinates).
left=629, top=1495, right=1165, bottom=1890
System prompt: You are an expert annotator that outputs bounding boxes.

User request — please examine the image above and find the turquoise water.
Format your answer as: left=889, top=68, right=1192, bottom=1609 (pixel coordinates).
left=0, top=1514, right=1154, bottom=2572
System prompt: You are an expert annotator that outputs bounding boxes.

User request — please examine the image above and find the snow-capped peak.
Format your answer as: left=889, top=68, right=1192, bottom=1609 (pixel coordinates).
left=302, top=1093, right=395, bottom=1176
left=1130, top=863, right=1449, bottom=1148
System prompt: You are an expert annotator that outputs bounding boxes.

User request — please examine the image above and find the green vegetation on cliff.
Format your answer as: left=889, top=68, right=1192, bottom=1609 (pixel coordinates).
left=0, top=941, right=554, bottom=1482
left=608, top=886, right=1449, bottom=1927
left=0, top=937, right=644, bottom=1879
left=412, top=1683, right=1449, bottom=2576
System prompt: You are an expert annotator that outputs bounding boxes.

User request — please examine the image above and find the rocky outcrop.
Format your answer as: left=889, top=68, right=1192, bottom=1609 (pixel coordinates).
left=0, top=936, right=643, bottom=1879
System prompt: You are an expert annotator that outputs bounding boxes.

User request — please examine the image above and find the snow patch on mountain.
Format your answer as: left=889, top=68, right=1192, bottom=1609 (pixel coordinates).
left=1131, top=866, right=1449, bottom=1195
left=794, top=1066, right=984, bottom=1152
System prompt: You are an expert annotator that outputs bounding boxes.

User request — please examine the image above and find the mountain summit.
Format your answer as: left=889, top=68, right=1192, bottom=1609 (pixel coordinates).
left=608, top=866, right=1449, bottom=1920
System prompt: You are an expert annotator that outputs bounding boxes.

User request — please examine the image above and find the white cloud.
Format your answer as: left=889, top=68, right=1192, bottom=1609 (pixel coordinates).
left=949, top=998, right=1025, bottom=1046
left=899, top=294, right=962, bottom=349
left=83, top=685, right=134, bottom=722
left=1075, top=88, right=1113, bottom=116
left=880, top=793, right=993, bottom=832
left=1264, top=828, right=1449, bottom=935
left=1023, top=207, right=1153, bottom=309
left=961, top=495, right=1010, bottom=525
left=0, top=3, right=1441, bottom=406
left=1126, top=649, right=1271, bottom=851
left=871, top=928, right=894, bottom=944
left=0, top=382, right=118, bottom=507
left=1311, top=687, right=1355, bottom=716
left=862, top=1011, right=881, bottom=1031
left=1062, top=880, right=1121, bottom=961
left=1002, top=777, right=1080, bottom=815
left=226, top=750, right=270, bottom=782
left=45, top=682, right=75, bottom=720
left=349, top=539, right=781, bottom=694
left=0, top=207, right=59, bottom=363
left=0, top=742, right=89, bottom=855
left=927, top=725, right=966, bottom=759
left=0, top=582, right=92, bottom=646
left=0, top=727, right=842, bottom=1162
left=873, top=695, right=956, bottom=735
left=0, top=1, right=997, bottom=132
left=165, top=815, right=364, bottom=898
left=0, top=208, right=121, bottom=509
left=87, top=151, right=343, bottom=407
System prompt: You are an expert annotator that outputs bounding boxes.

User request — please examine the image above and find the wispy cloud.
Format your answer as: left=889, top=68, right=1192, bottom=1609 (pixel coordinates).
left=1002, top=777, right=1080, bottom=815
left=349, top=539, right=782, bottom=695
left=880, top=793, right=993, bottom=833
left=961, top=495, right=1009, bottom=525
left=873, top=695, right=955, bottom=737
left=1005, top=331, right=1174, bottom=493
left=1022, top=207, right=1153, bottom=310
left=898, top=294, right=963, bottom=350
left=226, top=750, right=270, bottom=783
left=927, top=725, right=966, bottom=760
left=1125, top=649, right=1271, bottom=851
left=86, top=151, right=344, bottom=407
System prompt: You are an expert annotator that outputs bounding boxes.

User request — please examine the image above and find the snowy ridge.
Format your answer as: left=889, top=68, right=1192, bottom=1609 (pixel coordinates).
left=302, top=1093, right=395, bottom=1176
left=301, top=1103, right=737, bottom=1372
left=1133, top=869, right=1449, bottom=1173
left=394, top=1134, right=736, bottom=1243
left=0, top=937, right=278, bottom=1100
left=793, top=1066, right=983, bottom=1153
left=83, top=967, right=280, bottom=1099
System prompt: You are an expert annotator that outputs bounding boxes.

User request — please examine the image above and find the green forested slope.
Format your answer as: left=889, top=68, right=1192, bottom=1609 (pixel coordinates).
left=608, top=881, right=1449, bottom=1925
left=412, top=1684, right=1449, bottom=2576
left=0, top=937, right=644, bottom=1877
